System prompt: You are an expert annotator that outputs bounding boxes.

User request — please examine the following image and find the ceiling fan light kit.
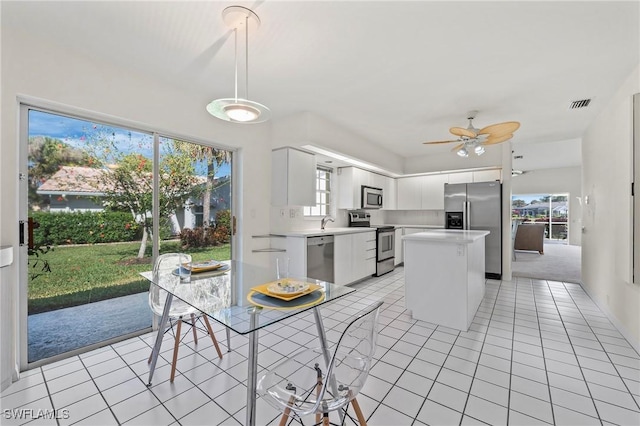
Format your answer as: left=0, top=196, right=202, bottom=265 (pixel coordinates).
left=424, top=111, right=520, bottom=157
left=206, top=6, right=270, bottom=124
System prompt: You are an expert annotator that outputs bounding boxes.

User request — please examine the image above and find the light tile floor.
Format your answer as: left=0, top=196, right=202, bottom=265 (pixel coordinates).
left=2, top=267, right=640, bottom=425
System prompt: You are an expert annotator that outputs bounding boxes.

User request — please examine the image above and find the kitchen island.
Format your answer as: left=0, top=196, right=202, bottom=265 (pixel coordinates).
left=403, top=229, right=489, bottom=331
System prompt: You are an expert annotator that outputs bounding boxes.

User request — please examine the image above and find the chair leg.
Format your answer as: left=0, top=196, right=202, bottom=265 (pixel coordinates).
left=170, top=318, right=182, bottom=382
left=202, top=316, right=223, bottom=359
left=191, top=313, right=198, bottom=344
left=350, top=396, right=367, bottom=426
left=315, top=364, right=323, bottom=424
left=278, top=396, right=296, bottom=426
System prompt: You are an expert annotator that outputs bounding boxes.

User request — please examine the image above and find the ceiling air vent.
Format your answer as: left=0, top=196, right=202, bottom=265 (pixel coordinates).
left=570, top=99, right=592, bottom=109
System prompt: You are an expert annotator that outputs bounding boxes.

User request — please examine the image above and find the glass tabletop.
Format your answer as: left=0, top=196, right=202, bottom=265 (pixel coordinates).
left=140, top=260, right=355, bottom=335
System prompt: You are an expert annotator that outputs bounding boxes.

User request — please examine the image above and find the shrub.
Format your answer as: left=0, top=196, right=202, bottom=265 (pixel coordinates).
left=32, top=211, right=141, bottom=246
left=180, top=209, right=231, bottom=248
left=180, top=227, right=215, bottom=248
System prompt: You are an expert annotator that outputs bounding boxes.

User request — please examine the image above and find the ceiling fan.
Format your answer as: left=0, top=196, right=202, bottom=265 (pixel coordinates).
left=423, top=111, right=520, bottom=157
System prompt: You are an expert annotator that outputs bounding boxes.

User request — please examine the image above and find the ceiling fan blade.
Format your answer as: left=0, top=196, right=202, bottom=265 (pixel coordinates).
left=478, top=121, right=520, bottom=137
left=423, top=139, right=460, bottom=145
left=451, top=143, right=465, bottom=152
left=449, top=127, right=477, bottom=138
left=481, top=133, right=513, bottom=145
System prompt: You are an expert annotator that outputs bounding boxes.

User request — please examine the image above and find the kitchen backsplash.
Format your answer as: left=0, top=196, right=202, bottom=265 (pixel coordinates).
left=382, top=210, right=445, bottom=226
left=270, top=206, right=443, bottom=232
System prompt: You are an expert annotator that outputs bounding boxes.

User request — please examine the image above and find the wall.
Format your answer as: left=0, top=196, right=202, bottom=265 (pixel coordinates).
left=1, top=26, right=272, bottom=389
left=404, top=147, right=502, bottom=174
left=511, top=166, right=582, bottom=246
left=582, top=64, right=640, bottom=349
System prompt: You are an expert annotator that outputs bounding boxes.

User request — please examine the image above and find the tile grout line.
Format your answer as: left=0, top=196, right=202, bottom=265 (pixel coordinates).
left=457, top=278, right=504, bottom=426
left=542, top=279, right=604, bottom=423
left=559, top=281, right=640, bottom=413
left=529, top=277, right=557, bottom=425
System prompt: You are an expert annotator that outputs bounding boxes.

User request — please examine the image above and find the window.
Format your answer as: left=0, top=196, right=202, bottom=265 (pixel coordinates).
left=304, top=167, right=332, bottom=216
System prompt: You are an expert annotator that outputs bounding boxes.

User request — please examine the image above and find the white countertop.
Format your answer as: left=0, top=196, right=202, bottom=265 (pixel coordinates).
left=402, top=229, right=490, bottom=243
left=276, top=227, right=376, bottom=237
left=383, top=224, right=444, bottom=229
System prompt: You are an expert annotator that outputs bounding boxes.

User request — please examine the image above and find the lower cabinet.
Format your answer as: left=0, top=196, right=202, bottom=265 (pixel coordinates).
left=394, top=228, right=403, bottom=266
left=334, top=231, right=376, bottom=285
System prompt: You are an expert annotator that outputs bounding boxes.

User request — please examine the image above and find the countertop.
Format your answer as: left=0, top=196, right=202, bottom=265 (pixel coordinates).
left=382, top=224, right=444, bottom=229
left=402, top=229, right=490, bottom=243
left=275, top=227, right=376, bottom=237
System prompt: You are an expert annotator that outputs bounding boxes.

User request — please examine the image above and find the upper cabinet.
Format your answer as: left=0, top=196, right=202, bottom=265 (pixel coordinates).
left=472, top=169, right=501, bottom=182
left=271, top=147, right=316, bottom=206
left=337, top=167, right=396, bottom=210
left=397, top=174, right=447, bottom=210
left=396, top=169, right=501, bottom=210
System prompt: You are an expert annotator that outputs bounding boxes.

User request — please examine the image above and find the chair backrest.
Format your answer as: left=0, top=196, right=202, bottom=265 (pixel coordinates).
left=319, top=300, right=383, bottom=405
left=149, top=253, right=191, bottom=316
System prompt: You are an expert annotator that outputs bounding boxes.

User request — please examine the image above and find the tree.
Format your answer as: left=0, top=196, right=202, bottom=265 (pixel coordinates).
left=28, top=136, right=95, bottom=210
left=512, top=199, right=526, bottom=208
left=96, top=147, right=202, bottom=258
left=174, top=142, right=230, bottom=227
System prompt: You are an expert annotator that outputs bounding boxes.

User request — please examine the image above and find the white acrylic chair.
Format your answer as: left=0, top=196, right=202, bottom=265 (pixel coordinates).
left=257, top=300, right=383, bottom=426
left=148, top=253, right=223, bottom=382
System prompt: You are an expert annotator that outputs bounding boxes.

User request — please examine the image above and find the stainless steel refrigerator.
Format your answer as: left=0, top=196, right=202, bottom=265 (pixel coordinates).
left=444, top=181, right=502, bottom=279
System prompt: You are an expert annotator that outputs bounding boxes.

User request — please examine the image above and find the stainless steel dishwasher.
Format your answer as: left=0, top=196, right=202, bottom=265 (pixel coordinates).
left=306, top=235, right=334, bottom=282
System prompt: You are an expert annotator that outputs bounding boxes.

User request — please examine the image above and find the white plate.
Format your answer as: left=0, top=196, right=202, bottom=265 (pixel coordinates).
left=267, top=280, right=310, bottom=295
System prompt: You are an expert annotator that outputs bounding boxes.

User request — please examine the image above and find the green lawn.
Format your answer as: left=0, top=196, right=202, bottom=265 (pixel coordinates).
left=28, top=241, right=231, bottom=314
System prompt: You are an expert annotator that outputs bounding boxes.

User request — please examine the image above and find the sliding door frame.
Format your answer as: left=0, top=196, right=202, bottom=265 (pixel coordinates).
left=17, top=97, right=238, bottom=370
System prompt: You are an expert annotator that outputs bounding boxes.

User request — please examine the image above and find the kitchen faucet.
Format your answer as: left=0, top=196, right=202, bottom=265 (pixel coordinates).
left=321, top=215, right=335, bottom=230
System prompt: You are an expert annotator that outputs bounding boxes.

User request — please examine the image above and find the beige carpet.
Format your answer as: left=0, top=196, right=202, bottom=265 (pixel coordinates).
left=511, top=242, right=582, bottom=283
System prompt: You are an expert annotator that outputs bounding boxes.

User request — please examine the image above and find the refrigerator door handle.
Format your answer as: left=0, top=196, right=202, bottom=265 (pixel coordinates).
left=463, top=201, right=470, bottom=230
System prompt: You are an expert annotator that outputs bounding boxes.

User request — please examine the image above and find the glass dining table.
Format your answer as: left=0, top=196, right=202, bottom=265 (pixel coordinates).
left=140, top=260, right=356, bottom=426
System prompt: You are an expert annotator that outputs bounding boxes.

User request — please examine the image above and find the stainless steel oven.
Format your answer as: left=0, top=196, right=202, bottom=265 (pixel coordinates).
left=375, top=226, right=395, bottom=276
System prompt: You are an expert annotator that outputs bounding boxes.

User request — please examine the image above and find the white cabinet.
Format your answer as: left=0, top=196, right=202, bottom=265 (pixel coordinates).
left=271, top=147, right=316, bottom=206
left=337, top=167, right=396, bottom=210
left=473, top=169, right=501, bottom=182
left=397, top=175, right=447, bottom=210
left=397, top=177, right=423, bottom=210
left=285, top=237, right=307, bottom=278
left=421, top=174, right=447, bottom=210
left=382, top=176, right=397, bottom=210
left=447, top=172, right=473, bottom=184
left=394, top=228, right=403, bottom=265
left=334, top=231, right=376, bottom=285
left=337, top=167, right=368, bottom=209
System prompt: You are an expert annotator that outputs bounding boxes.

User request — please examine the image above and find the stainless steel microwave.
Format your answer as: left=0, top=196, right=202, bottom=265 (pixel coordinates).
left=361, top=185, right=383, bottom=209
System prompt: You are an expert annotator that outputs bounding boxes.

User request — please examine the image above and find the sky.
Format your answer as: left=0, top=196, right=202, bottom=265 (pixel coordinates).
left=28, top=110, right=231, bottom=177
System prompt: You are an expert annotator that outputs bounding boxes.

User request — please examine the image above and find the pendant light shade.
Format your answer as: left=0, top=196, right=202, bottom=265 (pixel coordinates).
left=206, top=6, right=270, bottom=123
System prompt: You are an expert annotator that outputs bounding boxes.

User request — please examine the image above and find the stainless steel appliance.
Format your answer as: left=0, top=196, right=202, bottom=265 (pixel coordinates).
left=375, top=226, right=395, bottom=276
left=361, top=186, right=383, bottom=209
left=348, top=210, right=395, bottom=276
left=306, top=235, right=334, bottom=282
left=445, top=181, right=502, bottom=279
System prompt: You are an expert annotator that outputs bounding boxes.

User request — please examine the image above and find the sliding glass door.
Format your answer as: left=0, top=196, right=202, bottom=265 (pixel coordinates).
left=511, top=193, right=569, bottom=242
left=19, top=106, right=233, bottom=368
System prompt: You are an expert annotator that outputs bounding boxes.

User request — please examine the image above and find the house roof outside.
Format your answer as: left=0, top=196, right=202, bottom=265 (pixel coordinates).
left=37, top=166, right=109, bottom=196
left=37, top=166, right=213, bottom=196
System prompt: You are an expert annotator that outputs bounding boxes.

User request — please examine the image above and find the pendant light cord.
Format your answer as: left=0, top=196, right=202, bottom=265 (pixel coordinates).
left=233, top=28, right=238, bottom=102
left=245, top=14, right=249, bottom=100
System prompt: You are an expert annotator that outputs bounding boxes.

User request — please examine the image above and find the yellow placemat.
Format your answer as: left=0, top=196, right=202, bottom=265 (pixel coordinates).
left=247, top=289, right=324, bottom=310
left=251, top=280, right=322, bottom=301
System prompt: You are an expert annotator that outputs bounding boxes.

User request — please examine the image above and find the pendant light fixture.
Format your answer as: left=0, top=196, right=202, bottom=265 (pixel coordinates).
left=206, top=6, right=270, bottom=123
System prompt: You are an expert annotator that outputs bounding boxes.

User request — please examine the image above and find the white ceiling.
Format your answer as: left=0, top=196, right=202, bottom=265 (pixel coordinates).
left=5, top=1, right=639, bottom=170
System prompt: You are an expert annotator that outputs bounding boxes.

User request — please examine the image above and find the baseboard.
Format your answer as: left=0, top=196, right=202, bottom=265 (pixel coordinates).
left=580, top=283, right=640, bottom=354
